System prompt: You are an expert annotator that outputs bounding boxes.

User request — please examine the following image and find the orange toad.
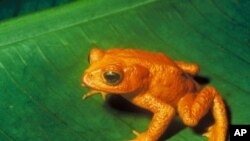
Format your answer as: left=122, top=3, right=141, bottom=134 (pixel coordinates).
left=82, top=48, right=228, bottom=141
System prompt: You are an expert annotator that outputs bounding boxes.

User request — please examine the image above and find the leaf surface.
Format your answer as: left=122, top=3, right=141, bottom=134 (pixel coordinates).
left=0, top=0, right=249, bottom=141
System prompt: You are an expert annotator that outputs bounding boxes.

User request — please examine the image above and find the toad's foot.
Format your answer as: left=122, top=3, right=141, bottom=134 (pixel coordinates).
left=129, top=130, right=155, bottom=141
left=132, top=130, right=140, bottom=136
left=203, top=125, right=213, bottom=138
left=202, top=124, right=227, bottom=141
left=82, top=90, right=107, bottom=100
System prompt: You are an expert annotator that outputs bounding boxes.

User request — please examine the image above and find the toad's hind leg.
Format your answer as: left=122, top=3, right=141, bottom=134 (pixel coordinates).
left=177, top=86, right=228, bottom=141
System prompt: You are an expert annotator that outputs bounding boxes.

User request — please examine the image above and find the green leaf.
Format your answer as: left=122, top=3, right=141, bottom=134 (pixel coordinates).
left=0, top=0, right=249, bottom=141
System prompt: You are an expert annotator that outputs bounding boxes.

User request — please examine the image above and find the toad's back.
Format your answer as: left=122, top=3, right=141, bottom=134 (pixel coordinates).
left=104, top=48, right=177, bottom=66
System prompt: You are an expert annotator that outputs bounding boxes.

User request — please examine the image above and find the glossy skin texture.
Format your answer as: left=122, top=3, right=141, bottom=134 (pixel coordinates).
left=82, top=48, right=228, bottom=141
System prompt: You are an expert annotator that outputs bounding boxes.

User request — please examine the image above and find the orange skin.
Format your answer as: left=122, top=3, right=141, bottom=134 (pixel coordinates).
left=82, top=48, right=228, bottom=141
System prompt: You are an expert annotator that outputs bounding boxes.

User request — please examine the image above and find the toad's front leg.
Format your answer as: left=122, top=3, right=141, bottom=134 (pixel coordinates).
left=130, top=94, right=175, bottom=141
left=82, top=90, right=107, bottom=100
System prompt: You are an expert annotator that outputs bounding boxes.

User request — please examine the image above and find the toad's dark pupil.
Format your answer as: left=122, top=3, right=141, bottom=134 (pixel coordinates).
left=103, top=71, right=121, bottom=85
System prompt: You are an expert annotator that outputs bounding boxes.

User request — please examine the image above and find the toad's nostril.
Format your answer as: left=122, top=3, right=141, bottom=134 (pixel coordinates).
left=89, top=74, right=93, bottom=78
left=83, top=73, right=93, bottom=83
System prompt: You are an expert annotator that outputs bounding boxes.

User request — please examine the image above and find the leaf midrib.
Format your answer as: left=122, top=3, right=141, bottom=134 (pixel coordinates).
left=0, top=0, right=158, bottom=48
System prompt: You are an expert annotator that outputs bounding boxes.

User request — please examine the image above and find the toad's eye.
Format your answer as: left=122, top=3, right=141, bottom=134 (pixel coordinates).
left=103, top=71, right=122, bottom=85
